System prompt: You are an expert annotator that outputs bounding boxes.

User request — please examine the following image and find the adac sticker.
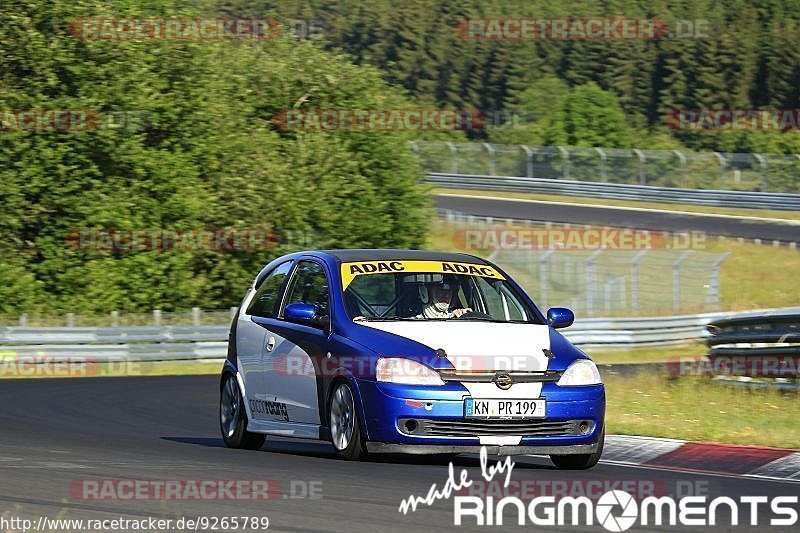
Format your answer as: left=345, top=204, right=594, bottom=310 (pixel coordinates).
left=340, top=260, right=504, bottom=289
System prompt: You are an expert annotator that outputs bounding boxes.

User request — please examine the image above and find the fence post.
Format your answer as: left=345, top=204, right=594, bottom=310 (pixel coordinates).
left=538, top=250, right=555, bottom=308
left=153, top=309, right=161, bottom=326
left=110, top=310, right=119, bottom=327
left=713, top=152, right=726, bottom=188
left=483, top=142, right=496, bottom=176
left=19, top=314, right=28, bottom=327
left=558, top=146, right=569, bottom=179
left=706, top=252, right=731, bottom=308
left=521, top=145, right=534, bottom=178
left=192, top=307, right=201, bottom=326
left=633, top=149, right=646, bottom=185
left=674, top=150, right=687, bottom=187
left=585, top=250, right=603, bottom=316
left=753, top=153, right=767, bottom=191
left=595, top=147, right=607, bottom=181
left=673, top=251, right=694, bottom=313
left=630, top=250, right=647, bottom=314
left=66, top=313, right=75, bottom=327
left=445, top=141, right=458, bottom=174
left=604, top=279, right=614, bottom=314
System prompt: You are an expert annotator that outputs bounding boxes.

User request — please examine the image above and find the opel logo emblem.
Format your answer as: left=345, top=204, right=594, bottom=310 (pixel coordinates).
left=495, top=372, right=513, bottom=390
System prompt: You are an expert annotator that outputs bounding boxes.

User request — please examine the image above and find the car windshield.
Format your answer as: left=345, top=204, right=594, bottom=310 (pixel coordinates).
left=342, top=271, right=541, bottom=323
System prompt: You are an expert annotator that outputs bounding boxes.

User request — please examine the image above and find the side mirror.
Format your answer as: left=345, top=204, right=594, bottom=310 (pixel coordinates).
left=547, top=307, right=574, bottom=329
left=285, top=303, right=324, bottom=327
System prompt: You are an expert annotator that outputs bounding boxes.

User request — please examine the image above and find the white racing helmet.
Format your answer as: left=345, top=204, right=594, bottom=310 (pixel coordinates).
left=417, top=280, right=455, bottom=313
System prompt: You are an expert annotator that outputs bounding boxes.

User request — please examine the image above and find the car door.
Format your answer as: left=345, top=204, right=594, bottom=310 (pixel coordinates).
left=236, top=260, right=293, bottom=420
left=261, top=259, right=332, bottom=425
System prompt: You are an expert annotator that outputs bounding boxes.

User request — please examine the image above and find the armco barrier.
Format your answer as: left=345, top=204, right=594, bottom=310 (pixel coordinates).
left=0, top=313, right=733, bottom=361
left=426, top=172, right=800, bottom=210
left=562, top=313, right=726, bottom=349
left=706, top=308, right=800, bottom=376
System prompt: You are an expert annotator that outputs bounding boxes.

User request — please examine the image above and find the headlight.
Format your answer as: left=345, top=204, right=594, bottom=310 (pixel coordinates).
left=376, top=358, right=444, bottom=386
left=557, top=359, right=602, bottom=386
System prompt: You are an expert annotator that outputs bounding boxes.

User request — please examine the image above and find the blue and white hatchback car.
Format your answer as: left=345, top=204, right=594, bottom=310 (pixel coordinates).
left=220, top=249, right=605, bottom=468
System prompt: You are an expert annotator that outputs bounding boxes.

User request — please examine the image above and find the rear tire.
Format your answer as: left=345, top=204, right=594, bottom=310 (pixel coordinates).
left=220, top=373, right=266, bottom=450
left=550, top=427, right=604, bottom=469
left=329, top=381, right=367, bottom=460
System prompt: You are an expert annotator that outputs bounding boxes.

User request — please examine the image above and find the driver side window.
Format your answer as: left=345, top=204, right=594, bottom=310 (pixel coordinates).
left=246, top=261, right=293, bottom=318
left=282, top=261, right=330, bottom=321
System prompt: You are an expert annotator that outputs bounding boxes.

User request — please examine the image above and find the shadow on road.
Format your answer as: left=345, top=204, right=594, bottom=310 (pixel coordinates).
left=160, top=436, right=555, bottom=470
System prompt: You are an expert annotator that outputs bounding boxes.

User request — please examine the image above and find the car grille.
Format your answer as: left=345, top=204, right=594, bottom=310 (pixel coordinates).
left=398, top=418, right=588, bottom=437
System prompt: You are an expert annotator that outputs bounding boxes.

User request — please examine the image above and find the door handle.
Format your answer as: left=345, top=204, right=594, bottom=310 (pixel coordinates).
left=265, top=336, right=276, bottom=352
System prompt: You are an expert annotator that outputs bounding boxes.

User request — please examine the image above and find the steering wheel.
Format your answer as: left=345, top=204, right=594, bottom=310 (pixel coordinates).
left=454, top=310, right=494, bottom=320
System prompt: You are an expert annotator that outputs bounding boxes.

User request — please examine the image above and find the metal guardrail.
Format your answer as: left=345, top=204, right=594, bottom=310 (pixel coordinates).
left=0, top=325, right=229, bottom=344
left=414, top=142, right=800, bottom=195
left=0, top=325, right=229, bottom=362
left=426, top=172, right=800, bottom=210
left=703, top=309, right=800, bottom=378
left=562, top=313, right=724, bottom=348
left=0, top=314, right=732, bottom=361
left=706, top=309, right=800, bottom=368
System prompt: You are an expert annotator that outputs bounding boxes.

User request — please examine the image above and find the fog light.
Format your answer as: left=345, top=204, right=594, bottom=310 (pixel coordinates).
left=578, top=421, right=591, bottom=434
left=404, top=419, right=418, bottom=433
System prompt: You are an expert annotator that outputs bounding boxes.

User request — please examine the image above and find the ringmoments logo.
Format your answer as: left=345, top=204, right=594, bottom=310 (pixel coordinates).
left=397, top=447, right=799, bottom=529
left=452, top=490, right=798, bottom=529
left=595, top=490, right=638, bottom=531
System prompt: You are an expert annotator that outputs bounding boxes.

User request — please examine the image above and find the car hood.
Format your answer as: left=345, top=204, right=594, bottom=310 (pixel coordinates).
left=359, top=321, right=551, bottom=372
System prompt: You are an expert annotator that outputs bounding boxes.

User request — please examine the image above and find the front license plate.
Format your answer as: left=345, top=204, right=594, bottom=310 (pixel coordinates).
left=464, top=398, right=546, bottom=419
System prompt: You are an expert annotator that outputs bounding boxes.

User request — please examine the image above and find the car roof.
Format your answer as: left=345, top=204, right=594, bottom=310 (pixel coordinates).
left=317, top=249, right=489, bottom=265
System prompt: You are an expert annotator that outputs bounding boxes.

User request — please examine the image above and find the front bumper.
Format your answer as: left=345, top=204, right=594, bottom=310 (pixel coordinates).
left=366, top=442, right=601, bottom=456
left=356, top=379, right=605, bottom=453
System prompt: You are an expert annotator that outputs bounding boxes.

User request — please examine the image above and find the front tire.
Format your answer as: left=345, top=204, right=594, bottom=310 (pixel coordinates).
left=550, top=427, right=604, bottom=469
left=329, top=381, right=367, bottom=460
left=220, top=373, right=266, bottom=450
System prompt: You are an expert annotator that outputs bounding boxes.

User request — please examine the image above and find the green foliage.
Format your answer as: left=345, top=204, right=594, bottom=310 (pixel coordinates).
left=227, top=0, right=800, bottom=155
left=543, top=83, right=633, bottom=148
left=0, top=0, right=432, bottom=314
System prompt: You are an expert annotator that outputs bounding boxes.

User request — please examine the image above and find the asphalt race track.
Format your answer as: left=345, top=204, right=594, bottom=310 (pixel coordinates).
left=436, top=194, right=800, bottom=243
left=1, top=376, right=797, bottom=533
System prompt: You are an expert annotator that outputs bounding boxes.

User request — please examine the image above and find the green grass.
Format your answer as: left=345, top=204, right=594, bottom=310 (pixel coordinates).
left=605, top=373, right=799, bottom=449
left=434, top=187, right=800, bottom=222
left=426, top=219, right=800, bottom=312
left=589, top=343, right=707, bottom=364
left=715, top=238, right=800, bottom=311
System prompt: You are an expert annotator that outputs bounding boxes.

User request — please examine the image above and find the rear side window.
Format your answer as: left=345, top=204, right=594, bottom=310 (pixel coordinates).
left=282, top=261, right=330, bottom=319
left=247, top=261, right=293, bottom=317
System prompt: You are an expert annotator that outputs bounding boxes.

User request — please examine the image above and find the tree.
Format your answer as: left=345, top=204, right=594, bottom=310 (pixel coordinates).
left=0, top=0, right=432, bottom=314
left=544, top=82, right=633, bottom=147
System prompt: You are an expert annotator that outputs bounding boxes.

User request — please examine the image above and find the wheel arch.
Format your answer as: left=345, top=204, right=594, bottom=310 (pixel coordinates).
left=324, top=375, right=371, bottom=442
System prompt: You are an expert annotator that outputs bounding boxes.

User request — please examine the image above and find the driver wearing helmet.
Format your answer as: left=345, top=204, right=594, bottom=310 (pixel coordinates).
left=416, top=279, right=472, bottom=319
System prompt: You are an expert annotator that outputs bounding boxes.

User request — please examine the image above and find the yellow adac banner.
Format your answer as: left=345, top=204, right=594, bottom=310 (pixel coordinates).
left=340, top=260, right=505, bottom=289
